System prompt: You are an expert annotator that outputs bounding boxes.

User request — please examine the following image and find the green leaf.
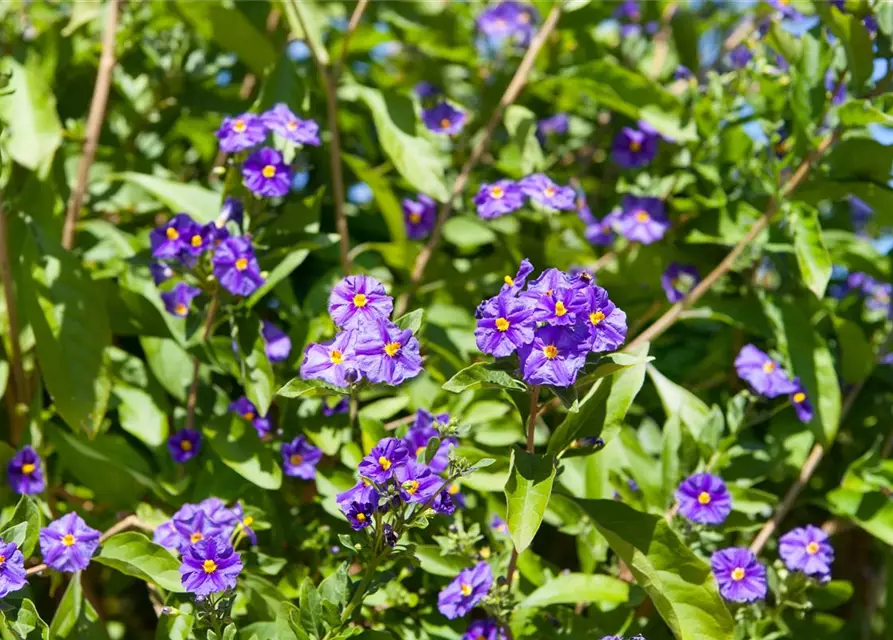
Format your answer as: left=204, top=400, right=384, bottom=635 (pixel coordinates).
left=670, top=11, right=700, bottom=73
left=828, top=488, right=893, bottom=545
left=115, top=173, right=219, bottom=223
left=94, top=532, right=185, bottom=592
left=0, top=495, right=42, bottom=557
left=833, top=317, right=874, bottom=383
left=343, top=154, right=408, bottom=247
left=815, top=2, right=874, bottom=88
left=299, top=578, right=323, bottom=639
left=277, top=377, right=349, bottom=398
left=442, top=216, right=497, bottom=250
left=838, top=100, right=893, bottom=127
left=0, top=58, right=63, bottom=171
left=791, top=206, right=832, bottom=298
left=647, top=365, right=712, bottom=438
left=15, top=219, right=111, bottom=433
left=176, top=1, right=276, bottom=75
left=319, top=563, right=351, bottom=608
left=49, top=573, right=104, bottom=638
left=504, top=449, right=556, bottom=554
left=113, top=384, right=169, bottom=448
left=244, top=333, right=275, bottom=417
left=579, top=499, right=735, bottom=640
left=548, top=348, right=649, bottom=454
left=0, top=599, right=49, bottom=640
left=281, top=0, right=329, bottom=65
left=443, top=363, right=527, bottom=393
left=504, top=105, right=545, bottom=175
left=339, top=84, right=448, bottom=201
left=140, top=337, right=194, bottom=401
left=205, top=415, right=282, bottom=490
left=394, top=309, right=424, bottom=334
left=517, top=573, right=630, bottom=609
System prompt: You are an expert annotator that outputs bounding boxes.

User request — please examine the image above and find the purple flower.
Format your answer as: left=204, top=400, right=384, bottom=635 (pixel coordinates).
left=405, top=413, right=456, bottom=473
left=0, top=538, right=26, bottom=598
left=39, top=513, right=101, bottom=573
left=242, top=147, right=292, bottom=197
left=585, top=211, right=619, bottom=246
left=150, top=213, right=200, bottom=260
left=525, top=282, right=587, bottom=326
left=422, top=103, right=467, bottom=135
left=490, top=515, right=508, bottom=534
left=779, top=525, right=834, bottom=582
left=161, top=282, right=201, bottom=318
left=612, top=127, right=658, bottom=169
left=615, top=0, right=641, bottom=21
left=281, top=436, right=323, bottom=479
left=537, top=113, right=569, bottom=139
left=394, top=461, right=442, bottom=503
left=474, top=180, right=525, bottom=219
left=729, top=45, right=753, bottom=69
left=616, top=196, right=669, bottom=244
left=216, top=197, right=244, bottom=229
left=711, top=547, right=767, bottom=603
left=230, top=396, right=259, bottom=422
left=582, top=285, right=627, bottom=352
left=864, top=14, right=878, bottom=36
left=154, top=502, right=233, bottom=553
left=323, top=397, right=350, bottom=416
left=849, top=196, right=872, bottom=230
left=767, top=0, right=802, bottom=20
left=261, top=321, right=292, bottom=363
left=216, top=113, right=266, bottom=153
left=675, top=65, right=694, bottom=81
left=337, top=479, right=379, bottom=511
left=149, top=261, right=173, bottom=285
left=354, top=319, right=423, bottom=385
left=359, top=437, right=409, bottom=483
left=661, top=263, right=700, bottom=303
left=8, top=445, right=45, bottom=495
left=403, top=194, right=437, bottom=239
left=228, top=502, right=257, bottom=545
left=345, top=500, right=376, bottom=530
left=415, top=81, right=441, bottom=98
left=432, top=490, right=457, bottom=515
left=328, top=275, right=394, bottom=330
left=519, top=174, right=575, bottom=210
left=179, top=538, right=243, bottom=596
left=519, top=324, right=591, bottom=387
left=476, top=2, right=538, bottom=48
left=824, top=70, right=846, bottom=106
left=300, top=330, right=360, bottom=388
left=500, top=258, right=535, bottom=295
left=676, top=473, right=732, bottom=525
left=168, top=429, right=201, bottom=463
left=734, top=344, right=797, bottom=398
left=438, top=562, right=493, bottom=619
left=260, top=103, right=320, bottom=145
left=475, top=292, right=536, bottom=358
left=865, top=280, right=892, bottom=314
left=212, top=236, right=264, bottom=297
left=526, top=267, right=570, bottom=296
left=790, top=378, right=813, bottom=423
left=464, top=619, right=506, bottom=640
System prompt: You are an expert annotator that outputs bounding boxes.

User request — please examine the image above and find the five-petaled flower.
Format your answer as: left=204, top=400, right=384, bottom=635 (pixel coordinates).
left=438, top=561, right=493, bottom=619
left=242, top=146, right=292, bottom=197
left=261, top=103, right=320, bottom=145
left=355, top=319, right=423, bottom=385
left=616, top=196, right=669, bottom=244
left=422, top=102, right=467, bottom=135
left=675, top=473, right=732, bottom=525
left=711, top=547, right=767, bottom=603
left=475, top=292, right=537, bottom=358
left=8, top=445, right=46, bottom=495
left=212, top=236, right=265, bottom=297
left=161, top=282, right=201, bottom=318
left=281, top=436, right=323, bottom=480
left=0, top=538, right=27, bottom=598
left=734, top=344, right=797, bottom=398
left=216, top=113, right=266, bottom=153
left=474, top=180, right=525, bottom=219
left=518, top=324, right=591, bottom=387
left=168, top=428, right=201, bottom=464
left=300, top=330, right=360, bottom=388
left=39, top=513, right=101, bottom=573
left=519, top=174, right=576, bottom=211
left=179, top=538, right=243, bottom=596
left=328, top=275, right=394, bottom=330
left=359, top=437, right=409, bottom=483
left=779, top=525, right=834, bottom=582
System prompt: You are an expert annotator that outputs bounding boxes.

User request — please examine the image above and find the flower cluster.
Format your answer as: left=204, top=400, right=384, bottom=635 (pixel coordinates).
left=215, top=104, right=320, bottom=198
left=735, top=345, right=812, bottom=423
left=154, top=497, right=248, bottom=596
left=301, top=275, right=423, bottom=387
left=837, top=271, right=892, bottom=316
left=474, top=174, right=575, bottom=219
left=474, top=260, right=627, bottom=387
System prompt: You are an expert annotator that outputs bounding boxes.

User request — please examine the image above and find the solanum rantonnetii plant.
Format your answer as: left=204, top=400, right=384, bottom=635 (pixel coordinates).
left=2, top=0, right=893, bottom=639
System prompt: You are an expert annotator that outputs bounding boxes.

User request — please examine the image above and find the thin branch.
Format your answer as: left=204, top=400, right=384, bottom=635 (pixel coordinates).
left=184, top=292, right=219, bottom=433
left=393, top=4, right=563, bottom=317
left=626, top=128, right=841, bottom=352
left=291, top=0, right=360, bottom=275
left=62, top=0, right=119, bottom=250
left=0, top=206, right=27, bottom=446
left=335, top=0, right=369, bottom=79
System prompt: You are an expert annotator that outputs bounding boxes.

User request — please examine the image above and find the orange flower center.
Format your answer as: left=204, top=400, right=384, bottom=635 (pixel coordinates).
left=262, top=165, right=276, bottom=179
left=0, top=555, right=5, bottom=565
left=762, top=361, right=776, bottom=374
left=175, top=303, right=188, bottom=316
left=440, top=117, right=452, bottom=129
left=243, top=411, right=255, bottom=421
left=191, top=532, right=203, bottom=543
left=504, top=275, right=514, bottom=286
left=629, top=140, right=642, bottom=152
left=409, top=212, right=422, bottom=224
left=543, top=345, right=559, bottom=359
left=460, top=583, right=473, bottom=596
left=544, top=186, right=556, bottom=197
left=490, top=186, right=504, bottom=199
left=496, top=317, right=510, bottom=332
left=353, top=293, right=368, bottom=307
left=635, top=210, right=650, bottom=223
left=448, top=483, right=460, bottom=495
left=404, top=480, right=420, bottom=495
left=203, top=559, right=217, bottom=573
left=384, top=341, right=401, bottom=357
left=287, top=120, right=298, bottom=131
left=290, top=454, right=304, bottom=466
left=62, top=534, right=76, bottom=547
left=589, top=310, right=606, bottom=326
left=356, top=512, right=366, bottom=522
left=235, top=257, right=249, bottom=271
left=233, top=119, right=247, bottom=133
left=180, top=440, right=193, bottom=452
left=330, top=349, right=344, bottom=364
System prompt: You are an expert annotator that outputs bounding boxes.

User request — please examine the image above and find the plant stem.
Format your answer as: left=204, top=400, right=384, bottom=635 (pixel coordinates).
left=185, top=291, right=219, bottom=433
left=326, top=554, right=381, bottom=639
left=0, top=205, right=27, bottom=446
left=504, top=386, right=540, bottom=589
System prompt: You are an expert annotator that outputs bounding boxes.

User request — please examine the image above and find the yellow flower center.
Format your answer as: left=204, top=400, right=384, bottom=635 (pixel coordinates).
left=440, top=117, right=452, bottom=129
left=356, top=512, right=366, bottom=522
left=62, top=534, right=76, bottom=547
left=629, top=140, right=642, bottom=152
left=262, top=165, right=276, bottom=179
left=504, top=275, right=514, bottom=286
left=544, top=186, right=556, bottom=197
left=191, top=234, right=203, bottom=247
left=554, top=301, right=567, bottom=317
left=233, top=119, right=247, bottom=133
left=806, top=541, right=820, bottom=555
left=731, top=567, right=745, bottom=581
left=330, top=349, right=344, bottom=364
left=460, top=583, right=473, bottom=596
left=762, top=361, right=776, bottom=374
left=448, top=483, right=460, bottom=495
left=287, top=120, right=298, bottom=131
left=243, top=516, right=254, bottom=526
left=180, top=440, right=192, bottom=452
left=416, top=445, right=427, bottom=457
left=191, top=532, right=204, bottom=543
left=543, top=345, right=559, bottom=359
left=697, top=491, right=711, bottom=505
left=590, top=311, right=605, bottom=325
left=353, top=293, right=368, bottom=307
left=405, top=480, right=420, bottom=495
left=175, top=303, right=188, bottom=316
left=384, top=341, right=402, bottom=357
left=793, top=392, right=806, bottom=403
left=379, top=456, right=392, bottom=471
left=496, top=317, right=510, bottom=332
left=480, top=546, right=491, bottom=559
left=290, top=454, right=304, bottom=466
left=235, top=257, right=248, bottom=271
left=243, top=411, right=255, bottom=421
left=409, top=212, right=422, bottom=224
left=21, top=463, right=35, bottom=475
left=490, top=186, right=504, bottom=199
left=635, top=210, right=651, bottom=223
left=166, top=227, right=179, bottom=241
left=202, top=559, right=217, bottom=574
